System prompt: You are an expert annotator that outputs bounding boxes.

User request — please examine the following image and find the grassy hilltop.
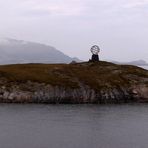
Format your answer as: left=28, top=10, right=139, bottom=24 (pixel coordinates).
left=0, top=61, right=147, bottom=88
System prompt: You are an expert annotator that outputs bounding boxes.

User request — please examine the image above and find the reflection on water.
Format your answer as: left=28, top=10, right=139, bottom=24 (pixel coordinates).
left=0, top=104, right=148, bottom=148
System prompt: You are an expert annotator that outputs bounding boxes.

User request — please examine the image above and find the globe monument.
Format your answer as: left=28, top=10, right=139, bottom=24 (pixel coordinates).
left=90, top=45, right=100, bottom=62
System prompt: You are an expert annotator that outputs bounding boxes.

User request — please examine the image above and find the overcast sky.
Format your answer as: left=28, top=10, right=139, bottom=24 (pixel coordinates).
left=0, top=0, right=148, bottom=62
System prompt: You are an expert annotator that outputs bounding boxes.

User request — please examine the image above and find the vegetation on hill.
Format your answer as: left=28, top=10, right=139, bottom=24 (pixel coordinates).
left=0, top=61, right=147, bottom=90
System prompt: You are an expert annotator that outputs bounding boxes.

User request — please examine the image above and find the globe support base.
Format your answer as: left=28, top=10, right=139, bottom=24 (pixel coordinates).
left=91, top=54, right=99, bottom=62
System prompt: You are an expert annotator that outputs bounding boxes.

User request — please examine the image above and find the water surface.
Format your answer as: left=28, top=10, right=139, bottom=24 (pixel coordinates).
left=0, top=104, right=148, bottom=148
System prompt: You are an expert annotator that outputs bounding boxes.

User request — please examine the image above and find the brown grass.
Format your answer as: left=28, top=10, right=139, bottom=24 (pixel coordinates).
left=0, top=61, right=147, bottom=89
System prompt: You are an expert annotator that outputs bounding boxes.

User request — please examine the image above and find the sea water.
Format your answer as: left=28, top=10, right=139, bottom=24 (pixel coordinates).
left=0, top=104, right=148, bottom=148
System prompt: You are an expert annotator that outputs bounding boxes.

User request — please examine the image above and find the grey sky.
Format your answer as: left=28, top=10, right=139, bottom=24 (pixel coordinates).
left=0, top=0, right=148, bottom=62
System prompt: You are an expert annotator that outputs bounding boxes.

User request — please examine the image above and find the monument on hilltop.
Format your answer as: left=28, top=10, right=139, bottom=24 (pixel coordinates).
left=90, top=45, right=100, bottom=62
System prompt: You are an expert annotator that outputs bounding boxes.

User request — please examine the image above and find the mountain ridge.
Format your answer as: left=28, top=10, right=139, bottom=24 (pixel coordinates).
left=111, top=60, right=148, bottom=66
left=0, top=38, right=80, bottom=64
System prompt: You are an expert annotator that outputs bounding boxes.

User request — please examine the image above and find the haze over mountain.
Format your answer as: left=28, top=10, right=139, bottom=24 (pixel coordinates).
left=0, top=38, right=80, bottom=64
left=125, top=60, right=148, bottom=66
left=111, top=60, right=148, bottom=66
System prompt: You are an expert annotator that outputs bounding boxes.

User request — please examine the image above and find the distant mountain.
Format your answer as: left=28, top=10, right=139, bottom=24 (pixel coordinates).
left=112, top=60, right=148, bottom=66
left=0, top=38, right=81, bottom=64
left=125, top=60, right=148, bottom=66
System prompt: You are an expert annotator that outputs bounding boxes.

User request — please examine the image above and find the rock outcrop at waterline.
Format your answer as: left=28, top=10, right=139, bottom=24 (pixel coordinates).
left=0, top=61, right=147, bottom=103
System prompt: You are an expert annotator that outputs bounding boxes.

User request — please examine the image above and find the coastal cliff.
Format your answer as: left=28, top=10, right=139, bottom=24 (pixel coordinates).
left=0, top=61, right=147, bottom=103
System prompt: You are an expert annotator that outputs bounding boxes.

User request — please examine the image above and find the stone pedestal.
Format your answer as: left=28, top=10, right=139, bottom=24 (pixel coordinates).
left=92, top=54, right=99, bottom=62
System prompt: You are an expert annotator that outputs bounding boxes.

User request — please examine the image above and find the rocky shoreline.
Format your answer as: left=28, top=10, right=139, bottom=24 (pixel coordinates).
left=0, top=82, right=147, bottom=104
left=0, top=61, right=147, bottom=103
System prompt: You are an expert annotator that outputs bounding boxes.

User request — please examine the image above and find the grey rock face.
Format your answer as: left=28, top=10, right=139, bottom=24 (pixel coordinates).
left=0, top=81, right=147, bottom=104
left=132, top=85, right=148, bottom=101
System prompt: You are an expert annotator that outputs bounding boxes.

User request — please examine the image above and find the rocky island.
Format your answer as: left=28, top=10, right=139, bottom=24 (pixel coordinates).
left=0, top=61, right=147, bottom=104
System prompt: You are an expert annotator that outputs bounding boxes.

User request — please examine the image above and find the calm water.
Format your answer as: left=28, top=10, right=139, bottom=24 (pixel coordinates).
left=0, top=104, right=148, bottom=148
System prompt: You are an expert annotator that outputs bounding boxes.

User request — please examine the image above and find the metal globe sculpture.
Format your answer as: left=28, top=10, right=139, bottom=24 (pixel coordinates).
left=91, top=45, right=100, bottom=55
left=90, top=45, right=100, bottom=62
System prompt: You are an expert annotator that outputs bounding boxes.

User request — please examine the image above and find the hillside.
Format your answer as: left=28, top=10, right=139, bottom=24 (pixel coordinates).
left=0, top=38, right=79, bottom=64
left=0, top=61, right=147, bottom=103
